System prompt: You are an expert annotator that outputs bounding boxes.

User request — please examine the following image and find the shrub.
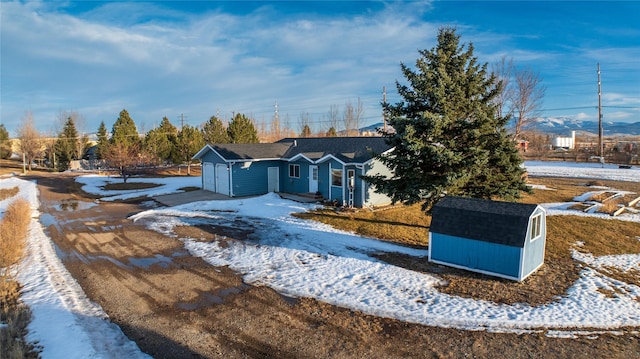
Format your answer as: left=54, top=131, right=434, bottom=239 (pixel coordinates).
left=0, top=198, right=40, bottom=358
left=0, top=199, right=31, bottom=268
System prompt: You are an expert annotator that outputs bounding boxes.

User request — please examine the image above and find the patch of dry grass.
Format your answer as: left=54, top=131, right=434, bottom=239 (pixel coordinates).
left=0, top=198, right=41, bottom=358
left=0, top=187, right=19, bottom=202
left=0, top=199, right=31, bottom=268
left=293, top=204, right=430, bottom=247
left=596, top=200, right=623, bottom=215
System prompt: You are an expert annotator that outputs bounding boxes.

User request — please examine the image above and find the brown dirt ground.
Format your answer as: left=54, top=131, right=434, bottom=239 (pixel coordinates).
left=30, top=173, right=639, bottom=358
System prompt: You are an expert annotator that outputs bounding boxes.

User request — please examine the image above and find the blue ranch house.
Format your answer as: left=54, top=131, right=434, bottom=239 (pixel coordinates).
left=192, top=137, right=394, bottom=208
left=429, top=196, right=547, bottom=282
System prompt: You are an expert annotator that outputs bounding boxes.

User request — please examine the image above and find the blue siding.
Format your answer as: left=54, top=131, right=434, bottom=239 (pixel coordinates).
left=430, top=233, right=522, bottom=278
left=317, top=163, right=330, bottom=199
left=325, top=159, right=344, bottom=203
left=280, top=160, right=311, bottom=194
left=231, top=160, right=279, bottom=197
left=201, top=150, right=226, bottom=165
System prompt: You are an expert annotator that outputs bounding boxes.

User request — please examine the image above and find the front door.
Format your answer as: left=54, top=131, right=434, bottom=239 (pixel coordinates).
left=268, top=167, right=279, bottom=192
left=309, top=165, right=318, bottom=193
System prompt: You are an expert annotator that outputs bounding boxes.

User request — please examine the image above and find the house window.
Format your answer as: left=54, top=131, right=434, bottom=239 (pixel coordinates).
left=530, top=214, right=542, bottom=241
left=331, top=168, right=342, bottom=186
left=289, top=164, right=300, bottom=178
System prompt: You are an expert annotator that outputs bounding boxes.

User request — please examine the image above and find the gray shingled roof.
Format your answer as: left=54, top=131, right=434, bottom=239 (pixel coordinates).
left=208, top=143, right=291, bottom=160
left=430, top=196, right=539, bottom=248
left=277, top=137, right=391, bottom=163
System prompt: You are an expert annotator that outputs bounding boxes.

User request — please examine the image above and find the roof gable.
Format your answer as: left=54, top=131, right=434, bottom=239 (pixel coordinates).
left=277, top=137, right=391, bottom=163
left=430, top=196, right=540, bottom=247
left=194, top=143, right=291, bottom=161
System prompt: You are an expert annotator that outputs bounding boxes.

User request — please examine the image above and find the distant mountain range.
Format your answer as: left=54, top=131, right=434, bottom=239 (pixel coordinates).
left=526, top=117, right=640, bottom=136
left=359, top=118, right=640, bottom=136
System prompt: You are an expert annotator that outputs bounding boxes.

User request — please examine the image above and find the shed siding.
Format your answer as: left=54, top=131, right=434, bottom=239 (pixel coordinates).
left=430, top=233, right=521, bottom=278
left=521, top=207, right=547, bottom=277
left=230, top=161, right=279, bottom=197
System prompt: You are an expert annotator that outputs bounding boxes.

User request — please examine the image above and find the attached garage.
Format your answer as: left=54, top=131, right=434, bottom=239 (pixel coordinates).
left=215, top=163, right=230, bottom=196
left=202, top=163, right=215, bottom=191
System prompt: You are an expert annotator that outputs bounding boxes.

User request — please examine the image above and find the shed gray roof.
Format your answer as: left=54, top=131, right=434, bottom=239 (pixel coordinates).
left=277, top=137, right=391, bottom=163
left=430, top=196, right=540, bottom=248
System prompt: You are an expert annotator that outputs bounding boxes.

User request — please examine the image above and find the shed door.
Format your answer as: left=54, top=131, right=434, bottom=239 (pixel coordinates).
left=215, top=164, right=230, bottom=196
left=203, top=163, right=215, bottom=191
left=268, top=167, right=279, bottom=192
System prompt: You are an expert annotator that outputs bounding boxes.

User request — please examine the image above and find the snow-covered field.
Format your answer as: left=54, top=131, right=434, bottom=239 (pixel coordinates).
left=3, top=160, right=640, bottom=357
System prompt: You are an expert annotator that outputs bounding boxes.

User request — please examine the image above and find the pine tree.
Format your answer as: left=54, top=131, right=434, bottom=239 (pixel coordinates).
left=96, top=121, right=109, bottom=160
left=54, top=117, right=80, bottom=171
left=111, top=109, right=140, bottom=146
left=144, top=117, right=177, bottom=164
left=365, top=27, right=529, bottom=212
left=301, top=124, right=312, bottom=137
left=227, top=113, right=259, bottom=144
left=0, top=124, right=11, bottom=159
left=175, top=125, right=204, bottom=175
left=325, top=127, right=337, bottom=137
left=202, top=116, right=230, bottom=144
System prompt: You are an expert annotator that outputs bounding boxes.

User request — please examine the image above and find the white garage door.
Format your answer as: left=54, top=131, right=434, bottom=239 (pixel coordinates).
left=202, top=163, right=215, bottom=191
left=215, top=163, right=230, bottom=196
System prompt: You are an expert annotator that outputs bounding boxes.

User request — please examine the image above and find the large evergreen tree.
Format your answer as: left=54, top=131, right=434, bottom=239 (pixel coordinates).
left=96, top=121, right=109, bottom=160
left=202, top=116, right=230, bottom=144
left=54, top=117, right=80, bottom=171
left=0, top=124, right=11, bottom=159
left=111, top=109, right=140, bottom=146
left=174, top=125, right=204, bottom=175
left=365, top=27, right=529, bottom=212
left=227, top=113, right=259, bottom=144
left=144, top=117, right=177, bottom=164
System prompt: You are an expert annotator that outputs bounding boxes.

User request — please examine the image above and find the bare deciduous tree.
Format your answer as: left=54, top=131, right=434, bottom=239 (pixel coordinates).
left=491, top=56, right=515, bottom=118
left=103, top=142, right=157, bottom=183
left=343, top=97, right=363, bottom=136
left=512, top=68, right=546, bottom=141
left=17, top=112, right=42, bottom=171
left=298, top=112, right=312, bottom=137
left=326, top=104, right=340, bottom=135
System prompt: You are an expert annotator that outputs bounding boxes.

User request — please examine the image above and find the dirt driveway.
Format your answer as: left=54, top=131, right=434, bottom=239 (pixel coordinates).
left=33, top=173, right=639, bottom=358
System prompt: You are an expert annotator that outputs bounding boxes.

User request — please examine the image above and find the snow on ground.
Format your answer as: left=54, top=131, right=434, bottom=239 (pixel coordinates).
left=525, top=160, right=640, bottom=182
left=75, top=175, right=201, bottom=201
left=5, top=160, right=640, bottom=357
left=129, top=192, right=640, bottom=335
left=0, top=177, right=150, bottom=359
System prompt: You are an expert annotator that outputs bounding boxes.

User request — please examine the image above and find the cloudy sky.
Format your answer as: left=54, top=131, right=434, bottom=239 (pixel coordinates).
left=1, top=0, right=639, bottom=137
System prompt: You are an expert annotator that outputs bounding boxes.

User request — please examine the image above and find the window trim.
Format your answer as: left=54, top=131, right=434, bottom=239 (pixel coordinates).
left=289, top=164, right=300, bottom=178
left=331, top=168, right=343, bottom=187
left=530, top=214, right=542, bottom=242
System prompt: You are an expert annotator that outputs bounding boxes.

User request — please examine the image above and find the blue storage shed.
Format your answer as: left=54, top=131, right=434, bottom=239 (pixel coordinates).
left=429, top=196, right=546, bottom=282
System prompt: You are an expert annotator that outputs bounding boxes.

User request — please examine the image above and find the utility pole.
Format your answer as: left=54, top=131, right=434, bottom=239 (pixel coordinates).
left=178, top=113, right=187, bottom=129
left=382, top=86, right=387, bottom=133
left=597, top=63, right=604, bottom=163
